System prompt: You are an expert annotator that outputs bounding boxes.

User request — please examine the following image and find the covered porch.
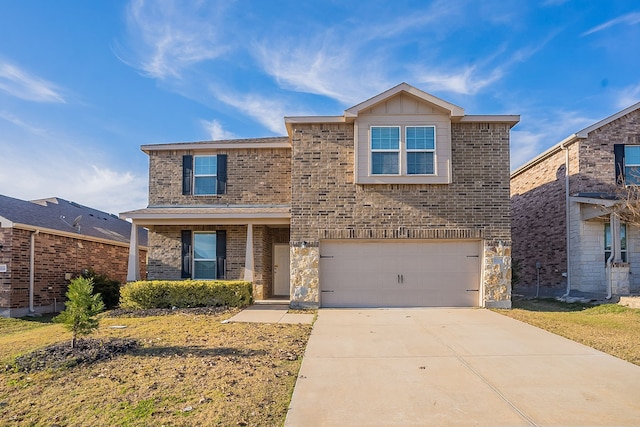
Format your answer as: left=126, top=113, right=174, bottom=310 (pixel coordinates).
left=120, top=205, right=291, bottom=300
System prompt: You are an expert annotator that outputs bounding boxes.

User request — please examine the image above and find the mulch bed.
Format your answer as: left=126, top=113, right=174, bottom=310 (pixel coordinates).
left=13, top=338, right=139, bottom=372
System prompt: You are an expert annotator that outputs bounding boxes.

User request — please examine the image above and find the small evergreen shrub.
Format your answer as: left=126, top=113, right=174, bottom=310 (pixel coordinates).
left=82, top=269, right=121, bottom=309
left=119, top=280, right=252, bottom=309
left=54, top=277, right=105, bottom=348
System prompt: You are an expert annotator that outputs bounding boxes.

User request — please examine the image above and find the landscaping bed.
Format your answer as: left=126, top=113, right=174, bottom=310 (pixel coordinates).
left=0, top=308, right=312, bottom=426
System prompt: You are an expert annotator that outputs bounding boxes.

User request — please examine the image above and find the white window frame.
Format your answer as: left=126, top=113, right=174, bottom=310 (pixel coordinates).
left=370, top=126, right=401, bottom=175
left=369, top=125, right=436, bottom=176
left=604, top=223, right=627, bottom=263
left=193, top=155, right=218, bottom=195
left=193, top=232, right=217, bottom=279
left=624, top=145, right=640, bottom=186
left=405, top=126, right=436, bottom=176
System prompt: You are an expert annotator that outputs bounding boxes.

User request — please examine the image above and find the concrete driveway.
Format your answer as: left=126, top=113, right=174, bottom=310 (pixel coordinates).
left=285, top=308, right=640, bottom=427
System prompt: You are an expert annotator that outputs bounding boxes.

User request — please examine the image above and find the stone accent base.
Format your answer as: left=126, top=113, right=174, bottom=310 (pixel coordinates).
left=483, top=241, right=512, bottom=309
left=290, top=245, right=319, bottom=308
left=608, top=263, right=630, bottom=295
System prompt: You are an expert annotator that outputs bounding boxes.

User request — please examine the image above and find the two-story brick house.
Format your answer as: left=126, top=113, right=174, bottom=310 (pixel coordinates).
left=122, top=83, right=519, bottom=308
left=511, top=102, right=640, bottom=297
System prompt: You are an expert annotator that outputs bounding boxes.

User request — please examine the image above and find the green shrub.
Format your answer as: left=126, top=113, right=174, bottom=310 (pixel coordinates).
left=54, top=277, right=105, bottom=348
left=82, top=269, right=121, bottom=309
left=119, top=280, right=252, bottom=309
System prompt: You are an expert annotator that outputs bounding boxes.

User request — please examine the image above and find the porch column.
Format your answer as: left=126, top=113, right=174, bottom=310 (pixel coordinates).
left=126, top=223, right=141, bottom=282
left=244, top=224, right=254, bottom=282
left=612, top=214, right=622, bottom=262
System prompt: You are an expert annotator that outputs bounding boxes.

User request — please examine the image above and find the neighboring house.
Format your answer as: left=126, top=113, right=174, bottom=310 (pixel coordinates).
left=122, top=83, right=518, bottom=308
left=511, top=102, right=640, bottom=297
left=0, top=195, right=148, bottom=317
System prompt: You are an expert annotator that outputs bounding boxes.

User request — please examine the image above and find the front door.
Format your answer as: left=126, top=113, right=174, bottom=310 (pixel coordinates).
left=273, top=244, right=290, bottom=296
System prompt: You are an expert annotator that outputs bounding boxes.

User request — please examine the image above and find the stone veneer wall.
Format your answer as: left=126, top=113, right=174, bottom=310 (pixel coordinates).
left=483, top=241, right=512, bottom=308
left=289, top=121, right=513, bottom=308
left=0, top=227, right=147, bottom=317
left=147, top=145, right=291, bottom=206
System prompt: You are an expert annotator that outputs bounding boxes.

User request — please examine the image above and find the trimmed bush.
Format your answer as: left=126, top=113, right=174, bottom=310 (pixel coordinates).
left=119, top=280, right=252, bottom=309
left=82, top=269, right=121, bottom=309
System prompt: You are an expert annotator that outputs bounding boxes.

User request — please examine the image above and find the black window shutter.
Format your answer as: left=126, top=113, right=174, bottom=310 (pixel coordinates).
left=182, top=155, right=193, bottom=195
left=217, top=154, right=227, bottom=194
left=614, top=144, right=625, bottom=184
left=181, top=230, right=192, bottom=278
left=216, top=230, right=226, bottom=279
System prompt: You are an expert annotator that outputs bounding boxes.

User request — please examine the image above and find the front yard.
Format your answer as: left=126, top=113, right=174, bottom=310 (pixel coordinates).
left=0, top=309, right=311, bottom=426
left=496, top=298, right=640, bottom=366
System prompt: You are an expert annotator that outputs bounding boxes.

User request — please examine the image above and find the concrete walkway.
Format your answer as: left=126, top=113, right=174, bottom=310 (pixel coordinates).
left=285, top=308, right=640, bottom=426
left=226, top=304, right=314, bottom=324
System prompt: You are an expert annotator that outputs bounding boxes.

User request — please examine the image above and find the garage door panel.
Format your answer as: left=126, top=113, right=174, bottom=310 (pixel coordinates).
left=320, top=240, right=480, bottom=308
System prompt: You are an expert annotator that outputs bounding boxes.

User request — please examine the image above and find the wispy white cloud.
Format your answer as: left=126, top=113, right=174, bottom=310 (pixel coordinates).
left=0, top=61, right=65, bottom=103
left=122, top=0, right=230, bottom=79
left=252, top=38, right=388, bottom=105
left=210, top=87, right=288, bottom=135
left=415, top=66, right=504, bottom=96
left=582, top=11, right=640, bottom=36
left=201, top=119, right=236, bottom=141
left=541, top=0, right=570, bottom=6
left=0, top=111, right=49, bottom=136
left=510, top=110, right=596, bottom=170
left=615, top=83, right=640, bottom=109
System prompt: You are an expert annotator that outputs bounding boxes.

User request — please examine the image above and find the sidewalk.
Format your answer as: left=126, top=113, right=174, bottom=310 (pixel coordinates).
left=225, top=304, right=314, bottom=324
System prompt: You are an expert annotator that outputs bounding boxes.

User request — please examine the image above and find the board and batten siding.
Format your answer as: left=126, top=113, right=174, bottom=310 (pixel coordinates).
left=355, top=93, right=452, bottom=184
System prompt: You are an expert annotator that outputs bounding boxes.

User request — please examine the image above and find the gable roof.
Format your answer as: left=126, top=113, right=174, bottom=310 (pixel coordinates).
left=511, top=101, right=640, bottom=178
left=0, top=195, right=147, bottom=246
left=344, top=82, right=465, bottom=118
left=284, top=82, right=518, bottom=136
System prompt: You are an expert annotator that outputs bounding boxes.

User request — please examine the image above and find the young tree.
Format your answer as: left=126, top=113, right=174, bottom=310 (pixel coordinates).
left=54, top=277, right=105, bottom=348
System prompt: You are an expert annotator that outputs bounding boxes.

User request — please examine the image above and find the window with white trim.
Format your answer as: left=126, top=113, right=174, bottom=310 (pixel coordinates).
left=370, top=126, right=436, bottom=176
left=624, top=145, right=640, bottom=185
left=194, top=155, right=218, bottom=195
left=604, top=223, right=627, bottom=263
left=193, top=232, right=217, bottom=279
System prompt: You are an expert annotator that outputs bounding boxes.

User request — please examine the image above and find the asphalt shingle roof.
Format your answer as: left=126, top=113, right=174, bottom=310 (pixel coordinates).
left=0, top=195, right=147, bottom=246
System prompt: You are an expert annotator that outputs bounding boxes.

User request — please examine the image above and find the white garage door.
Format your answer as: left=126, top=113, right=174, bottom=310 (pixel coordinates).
left=319, top=240, right=481, bottom=308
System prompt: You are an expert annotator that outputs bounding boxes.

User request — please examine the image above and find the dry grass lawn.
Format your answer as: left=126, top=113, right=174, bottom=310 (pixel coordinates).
left=495, top=298, right=640, bottom=366
left=0, top=309, right=312, bottom=426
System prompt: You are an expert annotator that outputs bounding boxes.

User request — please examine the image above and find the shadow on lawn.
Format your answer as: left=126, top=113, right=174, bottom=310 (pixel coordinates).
left=512, top=297, right=594, bottom=313
left=133, top=345, right=267, bottom=358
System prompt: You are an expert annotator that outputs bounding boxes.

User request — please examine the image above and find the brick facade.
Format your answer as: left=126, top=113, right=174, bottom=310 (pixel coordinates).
left=290, top=122, right=511, bottom=243
left=289, top=121, right=513, bottom=308
left=0, top=227, right=147, bottom=316
left=511, top=108, right=640, bottom=293
left=148, top=145, right=291, bottom=206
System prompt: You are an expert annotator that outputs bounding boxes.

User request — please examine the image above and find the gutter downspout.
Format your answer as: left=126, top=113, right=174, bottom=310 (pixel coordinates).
left=29, top=229, right=40, bottom=314
left=562, top=143, right=572, bottom=297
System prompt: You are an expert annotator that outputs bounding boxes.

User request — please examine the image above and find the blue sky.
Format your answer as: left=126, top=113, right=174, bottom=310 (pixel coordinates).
left=1, top=0, right=639, bottom=215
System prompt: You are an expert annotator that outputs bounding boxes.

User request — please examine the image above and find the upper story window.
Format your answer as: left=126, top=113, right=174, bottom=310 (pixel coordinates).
left=194, top=155, right=218, bottom=195
left=182, top=154, right=227, bottom=196
left=624, top=145, right=640, bottom=185
left=370, top=126, right=436, bottom=176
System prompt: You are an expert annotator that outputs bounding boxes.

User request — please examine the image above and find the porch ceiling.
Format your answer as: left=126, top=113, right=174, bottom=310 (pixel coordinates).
left=120, top=205, right=291, bottom=226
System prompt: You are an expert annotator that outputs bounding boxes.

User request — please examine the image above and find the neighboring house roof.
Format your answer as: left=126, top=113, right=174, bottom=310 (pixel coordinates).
left=511, top=101, right=640, bottom=178
left=0, top=195, right=148, bottom=246
left=120, top=205, right=290, bottom=226
left=140, top=136, right=290, bottom=153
